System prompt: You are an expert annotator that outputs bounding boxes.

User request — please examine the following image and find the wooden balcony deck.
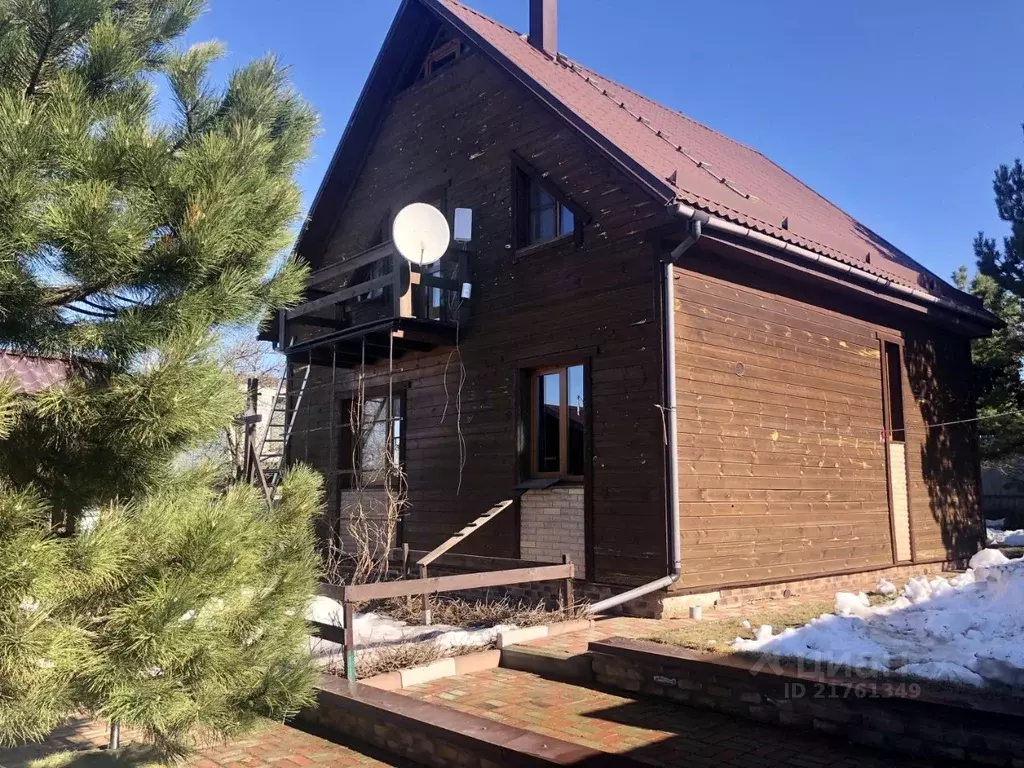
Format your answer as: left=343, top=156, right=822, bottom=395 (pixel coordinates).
left=271, top=241, right=468, bottom=367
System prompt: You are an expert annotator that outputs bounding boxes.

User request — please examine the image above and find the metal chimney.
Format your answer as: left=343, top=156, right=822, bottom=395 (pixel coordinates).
left=528, top=0, right=557, bottom=56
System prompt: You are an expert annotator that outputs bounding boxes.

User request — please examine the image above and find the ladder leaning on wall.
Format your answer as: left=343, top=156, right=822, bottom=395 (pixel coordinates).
left=252, top=364, right=310, bottom=500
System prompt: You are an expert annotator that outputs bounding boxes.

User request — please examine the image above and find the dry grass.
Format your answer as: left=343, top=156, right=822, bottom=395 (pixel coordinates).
left=318, top=595, right=588, bottom=680
left=324, top=640, right=486, bottom=680
left=27, top=748, right=165, bottom=768
left=649, top=592, right=900, bottom=654
left=647, top=599, right=836, bottom=654
left=375, top=595, right=589, bottom=629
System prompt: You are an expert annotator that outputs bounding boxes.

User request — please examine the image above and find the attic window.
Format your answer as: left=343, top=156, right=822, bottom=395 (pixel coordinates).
left=512, top=159, right=584, bottom=251
left=420, top=28, right=464, bottom=80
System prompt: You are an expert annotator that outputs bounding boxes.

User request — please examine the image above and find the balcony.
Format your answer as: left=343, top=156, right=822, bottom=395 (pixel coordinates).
left=273, top=241, right=468, bottom=367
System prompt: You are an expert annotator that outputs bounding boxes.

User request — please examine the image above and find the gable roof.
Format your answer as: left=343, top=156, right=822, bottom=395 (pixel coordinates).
left=297, top=0, right=994, bottom=326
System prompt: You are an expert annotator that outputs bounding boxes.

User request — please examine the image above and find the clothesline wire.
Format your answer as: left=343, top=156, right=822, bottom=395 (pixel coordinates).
left=925, top=409, right=1024, bottom=430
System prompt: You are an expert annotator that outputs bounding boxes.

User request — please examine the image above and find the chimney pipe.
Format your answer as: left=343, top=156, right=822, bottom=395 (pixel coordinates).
left=528, top=0, right=557, bottom=57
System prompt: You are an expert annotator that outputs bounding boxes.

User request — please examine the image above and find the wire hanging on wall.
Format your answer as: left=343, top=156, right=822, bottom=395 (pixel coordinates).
left=440, top=290, right=467, bottom=496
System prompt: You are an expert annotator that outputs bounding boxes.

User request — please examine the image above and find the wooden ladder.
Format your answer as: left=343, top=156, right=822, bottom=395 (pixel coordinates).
left=255, top=363, right=310, bottom=500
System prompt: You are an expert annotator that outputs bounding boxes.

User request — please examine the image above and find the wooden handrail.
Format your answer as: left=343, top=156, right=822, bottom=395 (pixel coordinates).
left=305, top=241, right=396, bottom=287
left=319, top=562, right=573, bottom=603
left=315, top=559, right=576, bottom=683
left=287, top=274, right=394, bottom=320
left=417, top=500, right=513, bottom=567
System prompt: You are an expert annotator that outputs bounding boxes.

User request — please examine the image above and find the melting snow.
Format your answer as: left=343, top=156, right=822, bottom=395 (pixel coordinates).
left=987, top=526, right=1024, bottom=547
left=306, top=595, right=513, bottom=666
left=731, top=549, right=1024, bottom=688
left=874, top=578, right=897, bottom=596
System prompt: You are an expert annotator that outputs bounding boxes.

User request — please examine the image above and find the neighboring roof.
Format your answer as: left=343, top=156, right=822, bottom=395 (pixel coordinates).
left=297, top=0, right=991, bottom=323
left=0, top=352, right=67, bottom=394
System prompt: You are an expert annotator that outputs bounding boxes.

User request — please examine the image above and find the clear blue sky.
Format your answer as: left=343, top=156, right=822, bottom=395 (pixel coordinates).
left=183, top=0, right=1024, bottom=283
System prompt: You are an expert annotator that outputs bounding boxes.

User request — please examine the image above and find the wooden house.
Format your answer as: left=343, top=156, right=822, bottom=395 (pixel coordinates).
left=268, top=0, right=999, bottom=614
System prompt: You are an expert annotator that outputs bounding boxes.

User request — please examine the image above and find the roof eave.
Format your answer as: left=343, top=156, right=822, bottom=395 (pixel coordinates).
left=671, top=202, right=1000, bottom=331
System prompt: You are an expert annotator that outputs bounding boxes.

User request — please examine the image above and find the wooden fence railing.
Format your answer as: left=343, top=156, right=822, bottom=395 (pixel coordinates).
left=314, top=561, right=575, bottom=682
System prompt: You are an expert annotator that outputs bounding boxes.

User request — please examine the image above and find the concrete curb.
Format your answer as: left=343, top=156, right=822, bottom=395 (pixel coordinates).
left=496, top=618, right=593, bottom=649
left=349, top=619, right=594, bottom=691
left=361, top=649, right=501, bottom=691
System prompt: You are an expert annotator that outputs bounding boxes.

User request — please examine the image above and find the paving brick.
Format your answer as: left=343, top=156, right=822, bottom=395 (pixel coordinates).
left=0, top=719, right=400, bottom=767
left=400, top=667, right=931, bottom=767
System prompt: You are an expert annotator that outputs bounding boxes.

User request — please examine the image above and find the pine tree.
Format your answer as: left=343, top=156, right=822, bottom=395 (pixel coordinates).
left=0, top=0, right=322, bottom=753
left=976, top=133, right=1024, bottom=297
left=953, top=267, right=1024, bottom=460
left=973, top=123, right=1024, bottom=461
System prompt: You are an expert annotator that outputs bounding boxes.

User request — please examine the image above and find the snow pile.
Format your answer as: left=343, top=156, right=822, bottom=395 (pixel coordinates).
left=987, top=525, right=1024, bottom=547
left=874, top=578, right=897, bottom=596
left=306, top=595, right=514, bottom=665
left=731, top=550, right=1024, bottom=688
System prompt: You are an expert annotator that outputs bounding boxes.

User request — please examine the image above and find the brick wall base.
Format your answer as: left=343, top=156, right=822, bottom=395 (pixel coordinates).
left=296, top=673, right=644, bottom=767
left=590, top=638, right=1024, bottom=766
left=519, top=487, right=586, bottom=573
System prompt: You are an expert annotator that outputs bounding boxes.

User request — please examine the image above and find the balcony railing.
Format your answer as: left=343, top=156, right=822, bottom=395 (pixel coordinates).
left=277, top=241, right=467, bottom=363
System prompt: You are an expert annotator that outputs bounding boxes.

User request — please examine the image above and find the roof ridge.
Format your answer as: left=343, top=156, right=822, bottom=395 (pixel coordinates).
left=427, top=0, right=970, bottom=301
left=559, top=56, right=766, bottom=157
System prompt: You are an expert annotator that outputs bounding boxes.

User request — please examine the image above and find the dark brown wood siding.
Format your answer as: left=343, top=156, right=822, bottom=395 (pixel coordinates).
left=291, top=46, right=672, bottom=586
left=671, top=249, right=982, bottom=591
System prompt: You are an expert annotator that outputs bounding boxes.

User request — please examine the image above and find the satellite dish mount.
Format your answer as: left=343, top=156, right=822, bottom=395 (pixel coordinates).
left=392, top=203, right=451, bottom=266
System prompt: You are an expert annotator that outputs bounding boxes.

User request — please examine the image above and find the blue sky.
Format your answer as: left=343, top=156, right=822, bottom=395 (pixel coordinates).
left=182, top=0, right=1024, bottom=283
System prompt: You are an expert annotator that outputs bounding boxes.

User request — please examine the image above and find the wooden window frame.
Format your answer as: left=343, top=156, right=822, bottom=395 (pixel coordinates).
left=356, top=210, right=392, bottom=303
left=878, top=335, right=907, bottom=445
left=510, top=153, right=590, bottom=258
left=419, top=33, right=464, bottom=82
left=529, top=363, right=587, bottom=482
left=338, top=386, right=406, bottom=490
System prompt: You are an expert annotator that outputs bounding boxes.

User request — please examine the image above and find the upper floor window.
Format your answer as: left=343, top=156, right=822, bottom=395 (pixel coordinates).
left=513, top=160, right=583, bottom=251
left=531, top=363, right=586, bottom=480
left=418, top=28, right=464, bottom=81
left=883, top=341, right=906, bottom=443
left=528, top=182, right=575, bottom=245
left=356, top=213, right=390, bottom=302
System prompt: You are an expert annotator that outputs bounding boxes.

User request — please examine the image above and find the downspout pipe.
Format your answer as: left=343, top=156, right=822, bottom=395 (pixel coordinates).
left=671, top=203, right=994, bottom=325
left=586, top=218, right=701, bottom=615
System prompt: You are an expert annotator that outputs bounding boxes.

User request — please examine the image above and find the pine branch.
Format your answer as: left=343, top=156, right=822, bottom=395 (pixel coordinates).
left=67, top=303, right=114, bottom=319
left=44, top=282, right=114, bottom=309
left=24, top=4, right=56, bottom=97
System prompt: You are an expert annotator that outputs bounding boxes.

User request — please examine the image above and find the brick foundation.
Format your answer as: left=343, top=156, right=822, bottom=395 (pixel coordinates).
left=296, top=674, right=642, bottom=767
left=335, top=489, right=393, bottom=556
left=590, top=637, right=1024, bottom=766
left=519, top=487, right=586, bottom=573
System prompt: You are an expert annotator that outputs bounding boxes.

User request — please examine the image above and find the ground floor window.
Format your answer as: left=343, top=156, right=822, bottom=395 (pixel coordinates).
left=342, top=391, right=404, bottom=487
left=531, top=363, right=586, bottom=480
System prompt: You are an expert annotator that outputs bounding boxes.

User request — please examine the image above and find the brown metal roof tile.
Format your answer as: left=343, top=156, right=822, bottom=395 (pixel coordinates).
left=0, top=352, right=67, bottom=394
left=432, top=0, right=956, bottom=298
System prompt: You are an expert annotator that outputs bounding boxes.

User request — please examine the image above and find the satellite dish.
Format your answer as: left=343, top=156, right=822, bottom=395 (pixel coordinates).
left=392, top=203, right=450, bottom=266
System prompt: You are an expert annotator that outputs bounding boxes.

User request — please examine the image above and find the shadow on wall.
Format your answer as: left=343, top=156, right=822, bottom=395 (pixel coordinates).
left=904, top=333, right=982, bottom=559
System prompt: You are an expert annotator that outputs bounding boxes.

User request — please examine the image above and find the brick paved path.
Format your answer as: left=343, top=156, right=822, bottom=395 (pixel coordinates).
left=401, top=667, right=930, bottom=767
left=0, top=718, right=412, bottom=768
